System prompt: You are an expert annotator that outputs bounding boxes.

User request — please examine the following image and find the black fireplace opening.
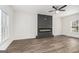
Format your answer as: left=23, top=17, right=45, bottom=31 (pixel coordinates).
left=38, top=28, right=52, bottom=33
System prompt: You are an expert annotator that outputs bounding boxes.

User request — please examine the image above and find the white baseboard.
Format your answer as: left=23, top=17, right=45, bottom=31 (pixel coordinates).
left=53, top=34, right=62, bottom=36
left=14, top=36, right=36, bottom=40
left=0, top=39, right=13, bottom=50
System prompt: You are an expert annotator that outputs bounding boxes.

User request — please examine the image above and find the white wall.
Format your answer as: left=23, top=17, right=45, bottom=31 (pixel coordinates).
left=14, top=11, right=62, bottom=39
left=14, top=11, right=37, bottom=39
left=14, top=11, right=79, bottom=38
left=53, top=14, right=62, bottom=36
left=0, top=5, right=14, bottom=50
left=61, top=13, right=79, bottom=38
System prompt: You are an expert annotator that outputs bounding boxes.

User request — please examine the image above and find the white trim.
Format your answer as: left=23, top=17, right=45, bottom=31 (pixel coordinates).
left=0, top=39, right=13, bottom=50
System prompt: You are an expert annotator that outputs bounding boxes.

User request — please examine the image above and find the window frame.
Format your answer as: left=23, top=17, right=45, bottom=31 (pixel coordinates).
left=72, top=20, right=79, bottom=32
left=0, top=9, right=9, bottom=44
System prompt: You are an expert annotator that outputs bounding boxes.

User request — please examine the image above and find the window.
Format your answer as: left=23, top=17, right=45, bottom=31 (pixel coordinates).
left=0, top=10, right=1, bottom=43
left=72, top=20, right=79, bottom=32
left=0, top=9, right=9, bottom=44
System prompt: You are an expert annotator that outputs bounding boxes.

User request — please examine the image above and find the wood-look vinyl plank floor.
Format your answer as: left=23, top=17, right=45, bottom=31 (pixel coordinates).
left=6, top=35, right=79, bottom=53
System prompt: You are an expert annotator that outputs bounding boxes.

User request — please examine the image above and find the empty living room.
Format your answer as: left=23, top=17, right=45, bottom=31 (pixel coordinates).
left=0, top=5, right=79, bottom=53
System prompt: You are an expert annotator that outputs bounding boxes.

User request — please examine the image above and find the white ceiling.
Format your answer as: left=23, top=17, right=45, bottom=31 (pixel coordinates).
left=12, top=5, right=79, bottom=17
left=12, top=5, right=54, bottom=14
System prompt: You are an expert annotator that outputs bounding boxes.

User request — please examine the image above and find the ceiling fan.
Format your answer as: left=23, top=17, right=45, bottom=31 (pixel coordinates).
left=48, top=5, right=67, bottom=13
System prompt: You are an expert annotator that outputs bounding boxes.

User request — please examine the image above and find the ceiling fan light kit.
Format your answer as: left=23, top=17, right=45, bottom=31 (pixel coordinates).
left=56, top=10, right=59, bottom=13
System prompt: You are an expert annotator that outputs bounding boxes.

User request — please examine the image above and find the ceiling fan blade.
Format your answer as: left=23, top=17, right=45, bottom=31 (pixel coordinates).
left=48, top=10, right=54, bottom=12
left=59, top=5, right=67, bottom=10
left=52, top=6, right=57, bottom=10
left=59, top=9, right=65, bottom=11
